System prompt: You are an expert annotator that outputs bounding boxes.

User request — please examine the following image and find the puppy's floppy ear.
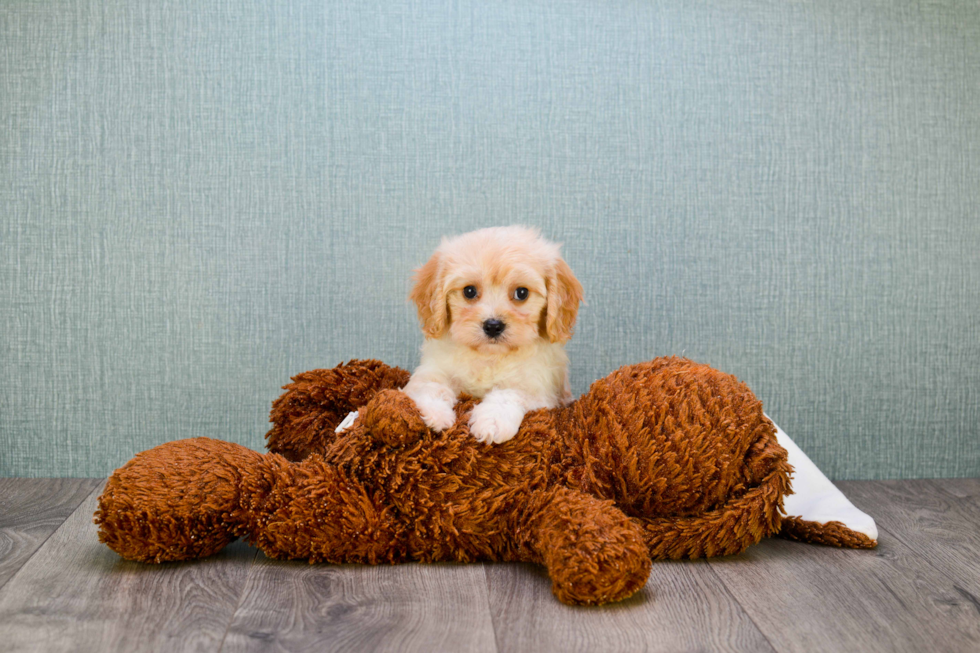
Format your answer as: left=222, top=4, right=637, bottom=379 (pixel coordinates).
left=545, top=258, right=584, bottom=343
left=409, top=252, right=449, bottom=338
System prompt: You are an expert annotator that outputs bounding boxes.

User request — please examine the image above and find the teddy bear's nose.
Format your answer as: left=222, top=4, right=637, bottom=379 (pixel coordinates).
left=482, top=318, right=506, bottom=338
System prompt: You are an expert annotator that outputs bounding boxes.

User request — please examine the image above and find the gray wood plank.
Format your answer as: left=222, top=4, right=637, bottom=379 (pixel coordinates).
left=839, top=479, right=980, bottom=599
left=0, top=478, right=101, bottom=590
left=0, top=482, right=257, bottom=653
left=707, top=526, right=980, bottom=653
left=221, top=555, right=498, bottom=653
left=930, top=478, right=980, bottom=500
left=485, top=560, right=775, bottom=653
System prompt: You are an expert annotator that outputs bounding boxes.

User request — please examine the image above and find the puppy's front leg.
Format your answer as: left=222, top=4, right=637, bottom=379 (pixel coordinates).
left=469, top=389, right=552, bottom=444
left=402, top=376, right=458, bottom=432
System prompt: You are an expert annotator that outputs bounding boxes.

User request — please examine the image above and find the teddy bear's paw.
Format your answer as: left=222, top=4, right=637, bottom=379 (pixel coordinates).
left=545, top=520, right=652, bottom=606
left=414, top=396, right=457, bottom=432
left=468, top=401, right=524, bottom=444
left=362, top=390, right=429, bottom=446
left=530, top=488, right=651, bottom=605
left=550, top=543, right=651, bottom=606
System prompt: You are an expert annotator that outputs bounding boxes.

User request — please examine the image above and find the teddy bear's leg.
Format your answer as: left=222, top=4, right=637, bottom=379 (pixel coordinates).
left=516, top=487, right=651, bottom=605
left=266, top=360, right=410, bottom=460
left=631, top=431, right=792, bottom=560
left=631, top=478, right=785, bottom=560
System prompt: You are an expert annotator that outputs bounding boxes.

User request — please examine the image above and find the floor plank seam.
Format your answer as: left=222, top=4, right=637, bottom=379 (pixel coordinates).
left=851, top=517, right=980, bottom=650
left=0, top=481, right=104, bottom=594
left=871, top=519, right=980, bottom=607
left=701, top=558, right=781, bottom=653
left=215, top=547, right=261, bottom=653
left=952, top=586, right=980, bottom=617
left=480, top=563, right=503, bottom=653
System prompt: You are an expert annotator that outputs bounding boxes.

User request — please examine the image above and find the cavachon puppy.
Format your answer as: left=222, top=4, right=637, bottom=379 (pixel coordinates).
left=402, top=226, right=584, bottom=444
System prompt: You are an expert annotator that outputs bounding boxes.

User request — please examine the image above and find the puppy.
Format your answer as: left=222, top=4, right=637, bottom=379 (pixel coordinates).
left=402, top=226, right=583, bottom=444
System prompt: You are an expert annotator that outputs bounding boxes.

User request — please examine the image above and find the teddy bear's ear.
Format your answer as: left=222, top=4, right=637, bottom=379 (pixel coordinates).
left=545, top=258, right=584, bottom=344
left=409, top=252, right=449, bottom=338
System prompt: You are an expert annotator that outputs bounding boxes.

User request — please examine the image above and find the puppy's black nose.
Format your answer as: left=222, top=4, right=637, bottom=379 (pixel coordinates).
left=482, top=318, right=506, bottom=338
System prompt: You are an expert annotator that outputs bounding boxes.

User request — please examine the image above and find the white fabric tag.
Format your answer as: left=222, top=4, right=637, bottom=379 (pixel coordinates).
left=335, top=410, right=359, bottom=433
left=768, top=414, right=878, bottom=541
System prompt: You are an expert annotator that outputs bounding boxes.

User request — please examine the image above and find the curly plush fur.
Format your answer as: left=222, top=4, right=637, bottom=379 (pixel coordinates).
left=95, top=357, right=867, bottom=606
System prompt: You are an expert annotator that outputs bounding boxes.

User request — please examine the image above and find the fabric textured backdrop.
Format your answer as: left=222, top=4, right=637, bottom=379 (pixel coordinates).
left=2, top=0, right=978, bottom=478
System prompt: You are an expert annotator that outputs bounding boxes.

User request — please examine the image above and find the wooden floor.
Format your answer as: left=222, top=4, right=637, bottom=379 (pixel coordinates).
left=1, top=479, right=979, bottom=652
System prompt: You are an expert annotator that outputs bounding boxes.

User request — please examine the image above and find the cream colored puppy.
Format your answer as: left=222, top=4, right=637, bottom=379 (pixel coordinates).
left=402, top=226, right=583, bottom=444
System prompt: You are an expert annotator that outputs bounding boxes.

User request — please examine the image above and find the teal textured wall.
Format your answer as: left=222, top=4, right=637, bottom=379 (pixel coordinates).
left=2, top=0, right=979, bottom=478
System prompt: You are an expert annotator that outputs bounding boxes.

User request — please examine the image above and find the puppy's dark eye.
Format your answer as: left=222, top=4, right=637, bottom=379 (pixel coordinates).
left=463, top=285, right=478, bottom=299
left=513, top=287, right=529, bottom=301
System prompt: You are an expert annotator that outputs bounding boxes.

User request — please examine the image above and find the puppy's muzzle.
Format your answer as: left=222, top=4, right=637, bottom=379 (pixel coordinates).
left=482, top=318, right=506, bottom=338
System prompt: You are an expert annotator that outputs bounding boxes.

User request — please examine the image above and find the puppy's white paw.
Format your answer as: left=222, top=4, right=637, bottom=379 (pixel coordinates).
left=468, top=401, right=525, bottom=444
left=415, top=397, right=457, bottom=432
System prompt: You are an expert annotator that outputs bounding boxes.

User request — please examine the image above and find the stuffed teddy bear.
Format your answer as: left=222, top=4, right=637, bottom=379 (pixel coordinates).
left=95, top=357, right=875, bottom=606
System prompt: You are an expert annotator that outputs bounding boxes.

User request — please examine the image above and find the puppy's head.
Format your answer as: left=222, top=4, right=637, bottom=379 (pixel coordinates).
left=409, top=226, right=583, bottom=353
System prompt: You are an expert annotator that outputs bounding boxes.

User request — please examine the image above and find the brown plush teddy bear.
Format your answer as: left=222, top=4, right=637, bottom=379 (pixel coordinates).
left=95, top=357, right=874, bottom=606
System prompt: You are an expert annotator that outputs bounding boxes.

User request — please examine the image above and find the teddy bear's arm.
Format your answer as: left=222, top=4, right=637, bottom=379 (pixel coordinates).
left=266, top=360, right=410, bottom=460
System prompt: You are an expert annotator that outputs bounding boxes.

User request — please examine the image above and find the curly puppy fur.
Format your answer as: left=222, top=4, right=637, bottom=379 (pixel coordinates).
left=98, top=357, right=808, bottom=605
